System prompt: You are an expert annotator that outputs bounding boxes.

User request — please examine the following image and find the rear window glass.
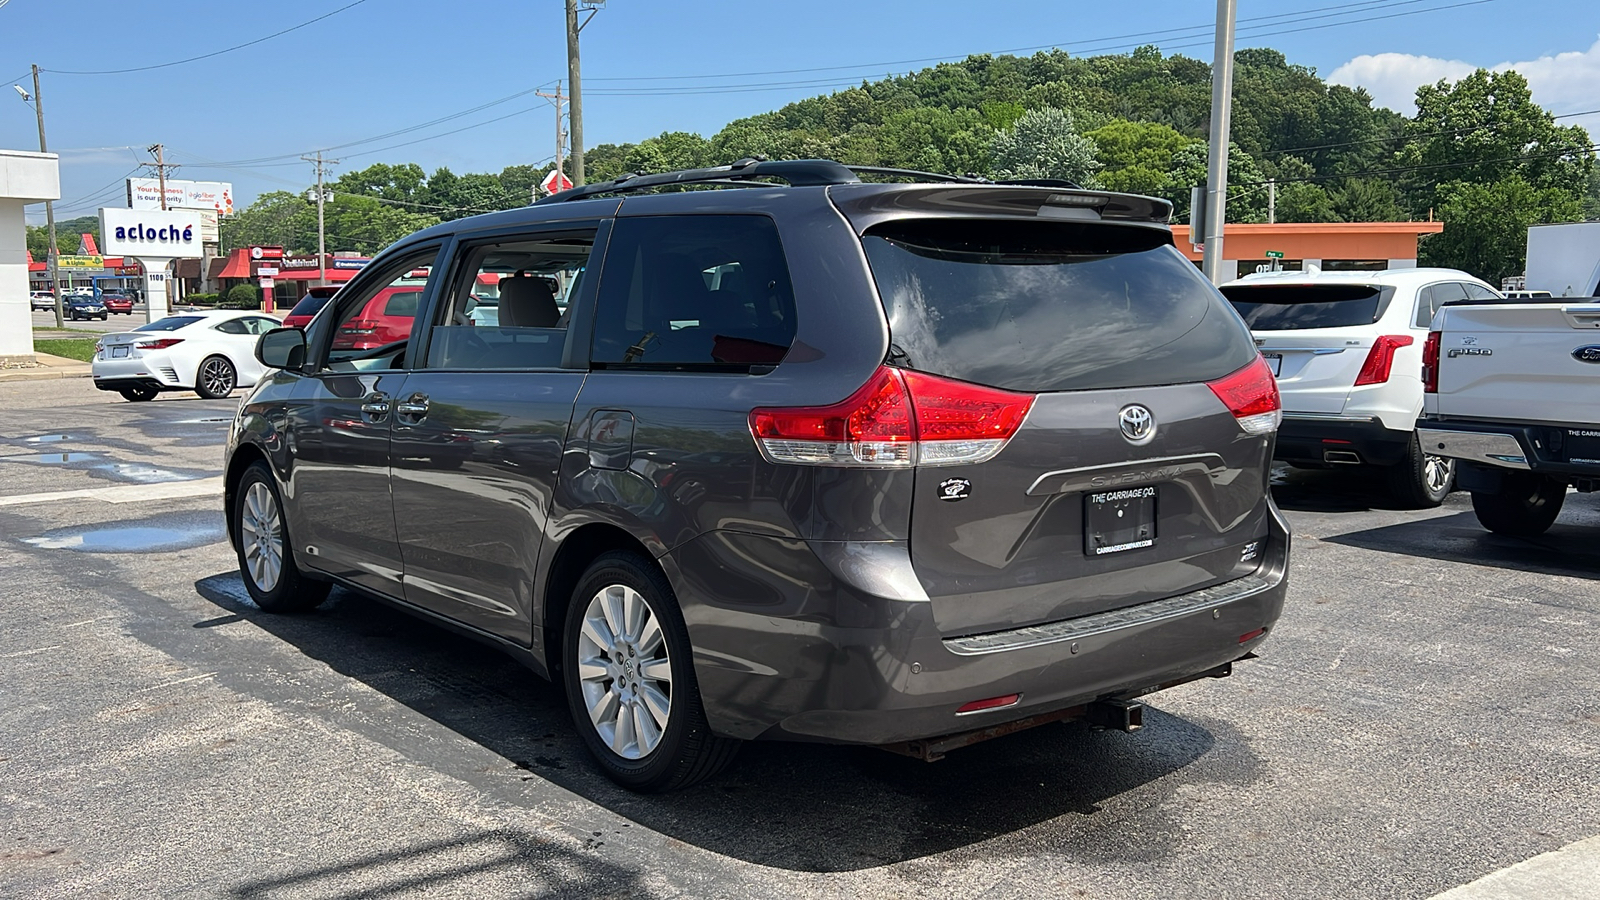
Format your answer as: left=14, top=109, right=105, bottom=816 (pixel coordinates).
left=1221, top=284, right=1396, bottom=330
left=592, top=215, right=797, bottom=369
left=861, top=219, right=1257, bottom=392
left=135, top=316, right=203, bottom=332
left=384, top=290, right=422, bottom=317
left=288, top=293, right=334, bottom=317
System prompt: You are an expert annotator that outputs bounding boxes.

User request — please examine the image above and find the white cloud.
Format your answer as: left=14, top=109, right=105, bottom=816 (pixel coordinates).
left=1328, top=36, right=1600, bottom=135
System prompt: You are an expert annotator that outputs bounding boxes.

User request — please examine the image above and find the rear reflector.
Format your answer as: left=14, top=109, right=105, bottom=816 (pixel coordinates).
left=1238, top=628, right=1266, bottom=643
left=1422, top=330, right=1441, bottom=393
left=956, top=693, right=1022, bottom=715
left=751, top=366, right=1034, bottom=467
left=1207, top=356, right=1282, bottom=435
left=1354, top=334, right=1415, bottom=386
left=133, top=338, right=184, bottom=350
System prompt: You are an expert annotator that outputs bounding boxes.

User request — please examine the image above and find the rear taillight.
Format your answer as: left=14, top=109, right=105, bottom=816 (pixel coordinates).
left=1208, top=356, right=1282, bottom=435
left=134, top=338, right=183, bottom=350
left=1353, top=334, right=1415, bottom=386
left=749, top=366, right=1035, bottom=467
left=342, top=319, right=380, bottom=335
left=1422, top=330, right=1441, bottom=393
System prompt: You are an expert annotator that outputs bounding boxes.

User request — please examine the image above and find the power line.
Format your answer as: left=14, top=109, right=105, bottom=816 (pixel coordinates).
left=1236, top=142, right=1599, bottom=187
left=43, top=1, right=371, bottom=75
left=1262, top=107, right=1600, bottom=159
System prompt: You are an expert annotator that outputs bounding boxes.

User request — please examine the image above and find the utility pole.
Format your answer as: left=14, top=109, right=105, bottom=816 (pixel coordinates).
left=1267, top=178, right=1276, bottom=225
left=30, top=65, right=63, bottom=328
left=302, top=152, right=338, bottom=286
left=536, top=82, right=567, bottom=198
left=1201, top=0, right=1238, bottom=284
left=565, top=0, right=603, bottom=187
left=144, top=143, right=178, bottom=211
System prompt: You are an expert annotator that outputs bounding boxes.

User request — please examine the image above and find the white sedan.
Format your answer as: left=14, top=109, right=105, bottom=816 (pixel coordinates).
left=92, top=310, right=282, bottom=402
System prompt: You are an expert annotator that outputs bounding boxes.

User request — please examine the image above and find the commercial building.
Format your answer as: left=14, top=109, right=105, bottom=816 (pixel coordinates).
left=2, top=148, right=60, bottom=364
left=1178, top=221, right=1446, bottom=282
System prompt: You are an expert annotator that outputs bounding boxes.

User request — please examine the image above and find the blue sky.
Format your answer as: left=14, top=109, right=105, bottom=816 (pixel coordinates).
left=2, top=0, right=1596, bottom=224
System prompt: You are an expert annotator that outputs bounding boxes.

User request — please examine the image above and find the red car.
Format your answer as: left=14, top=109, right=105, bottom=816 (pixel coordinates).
left=331, top=285, right=422, bottom=350
left=282, top=286, right=340, bottom=330
left=102, top=293, right=134, bottom=315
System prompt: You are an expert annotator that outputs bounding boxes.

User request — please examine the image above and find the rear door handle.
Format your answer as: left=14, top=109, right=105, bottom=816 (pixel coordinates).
left=360, top=394, right=391, bottom=420
left=395, top=393, right=430, bottom=422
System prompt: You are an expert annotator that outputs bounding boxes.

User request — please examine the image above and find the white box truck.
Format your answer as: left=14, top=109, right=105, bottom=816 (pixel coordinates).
left=1525, top=222, right=1600, bottom=298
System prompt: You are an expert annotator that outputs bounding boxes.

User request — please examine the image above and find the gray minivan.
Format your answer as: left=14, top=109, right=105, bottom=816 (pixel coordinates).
left=229, top=159, right=1290, bottom=791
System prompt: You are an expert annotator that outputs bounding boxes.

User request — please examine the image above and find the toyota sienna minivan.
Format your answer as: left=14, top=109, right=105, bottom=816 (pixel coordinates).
left=229, top=159, right=1290, bottom=792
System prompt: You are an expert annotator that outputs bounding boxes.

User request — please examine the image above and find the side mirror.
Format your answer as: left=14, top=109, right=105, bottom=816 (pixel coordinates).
left=257, top=327, right=307, bottom=371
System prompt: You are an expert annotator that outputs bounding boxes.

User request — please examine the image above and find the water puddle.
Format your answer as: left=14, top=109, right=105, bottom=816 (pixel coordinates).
left=20, top=512, right=225, bottom=553
left=173, top=417, right=234, bottom=425
left=1, top=452, right=101, bottom=464
left=22, top=434, right=78, bottom=443
left=88, top=463, right=204, bottom=485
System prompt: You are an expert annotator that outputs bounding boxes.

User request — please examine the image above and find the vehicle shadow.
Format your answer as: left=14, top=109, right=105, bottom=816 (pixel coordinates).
left=195, top=572, right=1239, bottom=873
left=226, top=828, right=644, bottom=898
left=1268, top=463, right=1413, bottom=513
left=1322, top=503, right=1600, bottom=582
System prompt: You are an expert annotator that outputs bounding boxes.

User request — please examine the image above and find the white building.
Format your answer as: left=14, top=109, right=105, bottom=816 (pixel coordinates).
left=0, top=148, right=60, bottom=364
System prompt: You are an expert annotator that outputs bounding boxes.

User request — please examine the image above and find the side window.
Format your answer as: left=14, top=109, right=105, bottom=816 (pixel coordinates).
left=322, top=247, right=441, bottom=368
left=1464, top=283, right=1500, bottom=300
left=591, top=215, right=797, bottom=369
left=242, top=316, right=278, bottom=335
left=1416, top=282, right=1467, bottom=327
left=424, top=231, right=596, bottom=370
left=213, top=318, right=249, bottom=335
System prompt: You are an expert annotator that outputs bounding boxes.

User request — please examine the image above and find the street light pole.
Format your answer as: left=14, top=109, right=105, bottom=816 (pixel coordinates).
left=30, top=65, right=63, bottom=328
left=1201, top=0, right=1238, bottom=284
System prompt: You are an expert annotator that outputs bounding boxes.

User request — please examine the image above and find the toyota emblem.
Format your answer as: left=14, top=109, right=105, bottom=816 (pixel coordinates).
left=1119, top=405, right=1156, bottom=445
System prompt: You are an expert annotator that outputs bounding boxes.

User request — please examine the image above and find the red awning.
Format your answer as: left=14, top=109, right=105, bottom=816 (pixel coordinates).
left=29, top=262, right=46, bottom=272
left=215, top=249, right=253, bottom=279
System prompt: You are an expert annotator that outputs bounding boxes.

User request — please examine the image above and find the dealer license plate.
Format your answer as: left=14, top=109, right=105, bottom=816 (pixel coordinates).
left=1262, top=353, right=1283, bottom=376
left=1567, top=429, right=1600, bottom=466
left=1084, top=485, right=1157, bottom=556
left=111, top=346, right=129, bottom=359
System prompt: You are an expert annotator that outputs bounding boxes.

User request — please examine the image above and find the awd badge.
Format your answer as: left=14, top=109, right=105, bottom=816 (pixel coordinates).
left=938, top=478, right=971, bottom=501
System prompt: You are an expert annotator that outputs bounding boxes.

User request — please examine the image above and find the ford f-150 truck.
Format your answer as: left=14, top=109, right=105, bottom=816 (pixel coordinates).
left=1416, top=300, right=1600, bottom=535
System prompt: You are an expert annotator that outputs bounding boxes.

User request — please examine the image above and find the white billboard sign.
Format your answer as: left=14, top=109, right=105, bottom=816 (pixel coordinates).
left=126, top=178, right=235, bottom=215
left=99, top=208, right=205, bottom=260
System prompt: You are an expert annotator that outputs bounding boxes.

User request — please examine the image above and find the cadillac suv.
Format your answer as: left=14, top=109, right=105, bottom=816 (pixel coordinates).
left=228, top=159, right=1290, bottom=792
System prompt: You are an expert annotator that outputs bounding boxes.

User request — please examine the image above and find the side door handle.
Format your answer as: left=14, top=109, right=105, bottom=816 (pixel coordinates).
left=360, top=393, right=391, bottom=421
left=395, top=393, right=430, bottom=423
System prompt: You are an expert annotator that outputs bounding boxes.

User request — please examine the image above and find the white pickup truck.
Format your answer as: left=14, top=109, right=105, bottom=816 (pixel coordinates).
left=1416, top=300, right=1600, bottom=534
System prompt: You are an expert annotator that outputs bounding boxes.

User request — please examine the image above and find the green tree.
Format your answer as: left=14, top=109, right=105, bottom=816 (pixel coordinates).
left=1166, top=142, right=1268, bottom=223
left=1398, top=69, right=1593, bottom=216
left=990, top=107, right=1102, bottom=186
left=1420, top=176, right=1583, bottom=284
left=1087, top=119, right=1189, bottom=196
left=220, top=191, right=314, bottom=253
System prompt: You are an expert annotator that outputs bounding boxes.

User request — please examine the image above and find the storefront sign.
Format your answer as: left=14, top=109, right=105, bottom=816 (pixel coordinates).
left=281, top=255, right=321, bottom=269
left=57, top=255, right=105, bottom=271
left=332, top=257, right=371, bottom=270
left=99, top=209, right=204, bottom=259
left=249, top=246, right=285, bottom=260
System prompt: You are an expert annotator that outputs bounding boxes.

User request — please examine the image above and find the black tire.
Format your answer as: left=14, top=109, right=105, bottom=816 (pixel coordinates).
left=1471, top=473, right=1566, bottom=536
left=1386, top=432, right=1454, bottom=509
left=232, top=462, right=330, bottom=613
left=562, top=551, right=740, bottom=792
left=118, top=386, right=158, bottom=403
left=196, top=355, right=237, bottom=399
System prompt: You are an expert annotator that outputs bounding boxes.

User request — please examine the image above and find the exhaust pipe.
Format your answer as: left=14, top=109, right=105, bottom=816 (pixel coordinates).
left=1323, top=449, right=1361, bottom=465
left=1085, top=698, right=1144, bottom=732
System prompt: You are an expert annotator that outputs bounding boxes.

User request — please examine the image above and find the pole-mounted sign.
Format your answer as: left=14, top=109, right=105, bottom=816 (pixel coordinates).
left=99, top=208, right=203, bottom=323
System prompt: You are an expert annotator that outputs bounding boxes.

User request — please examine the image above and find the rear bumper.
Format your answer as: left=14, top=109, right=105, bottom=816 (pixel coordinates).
left=1275, top=413, right=1410, bottom=466
left=667, top=501, right=1290, bottom=745
left=1418, top=419, right=1600, bottom=483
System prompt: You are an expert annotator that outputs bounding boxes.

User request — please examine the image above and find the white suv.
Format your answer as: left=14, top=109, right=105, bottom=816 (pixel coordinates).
left=1220, top=268, right=1502, bottom=507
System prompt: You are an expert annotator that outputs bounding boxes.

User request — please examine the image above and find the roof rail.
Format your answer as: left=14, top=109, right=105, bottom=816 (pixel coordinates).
left=535, top=158, right=1092, bottom=204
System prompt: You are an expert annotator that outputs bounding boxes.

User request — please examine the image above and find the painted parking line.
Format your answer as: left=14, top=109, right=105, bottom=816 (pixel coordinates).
left=1430, top=835, right=1600, bottom=900
left=0, top=476, right=224, bottom=508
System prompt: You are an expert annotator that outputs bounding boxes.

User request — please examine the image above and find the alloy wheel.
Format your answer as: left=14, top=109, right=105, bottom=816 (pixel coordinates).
left=202, top=358, right=235, bottom=396
left=576, top=584, right=673, bottom=760
left=1423, top=454, right=1453, bottom=495
left=239, top=481, right=284, bottom=593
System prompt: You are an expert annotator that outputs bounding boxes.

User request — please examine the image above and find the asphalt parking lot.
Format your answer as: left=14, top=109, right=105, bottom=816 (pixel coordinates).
left=1, top=377, right=1596, bottom=899
left=29, top=309, right=148, bottom=334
